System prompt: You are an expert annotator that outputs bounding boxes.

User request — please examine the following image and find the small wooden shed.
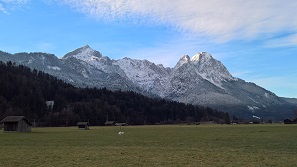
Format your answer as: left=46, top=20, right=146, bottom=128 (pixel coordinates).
left=284, top=119, right=293, bottom=124
left=77, top=122, right=89, bottom=130
left=1, top=116, right=32, bottom=132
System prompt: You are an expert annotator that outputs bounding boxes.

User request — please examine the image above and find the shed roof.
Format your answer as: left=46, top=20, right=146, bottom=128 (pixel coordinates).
left=115, top=123, right=128, bottom=126
left=1, top=116, right=32, bottom=125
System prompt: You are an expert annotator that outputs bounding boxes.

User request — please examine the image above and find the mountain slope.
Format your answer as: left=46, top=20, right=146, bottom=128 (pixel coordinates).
left=113, top=57, right=171, bottom=96
left=0, top=47, right=145, bottom=93
left=0, top=46, right=296, bottom=120
left=0, top=61, right=229, bottom=126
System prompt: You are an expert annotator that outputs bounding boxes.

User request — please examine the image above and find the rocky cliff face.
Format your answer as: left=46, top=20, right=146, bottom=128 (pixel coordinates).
left=1, top=46, right=296, bottom=120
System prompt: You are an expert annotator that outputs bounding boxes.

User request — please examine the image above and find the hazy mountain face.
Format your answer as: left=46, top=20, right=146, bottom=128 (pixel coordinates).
left=0, top=46, right=296, bottom=120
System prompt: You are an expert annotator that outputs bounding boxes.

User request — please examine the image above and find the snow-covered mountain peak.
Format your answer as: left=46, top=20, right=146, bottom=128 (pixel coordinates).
left=181, top=55, right=191, bottom=60
left=174, top=55, right=191, bottom=69
left=171, top=52, right=236, bottom=89
left=62, top=45, right=102, bottom=62
left=193, top=52, right=236, bottom=85
left=191, top=52, right=212, bottom=63
left=80, top=45, right=91, bottom=50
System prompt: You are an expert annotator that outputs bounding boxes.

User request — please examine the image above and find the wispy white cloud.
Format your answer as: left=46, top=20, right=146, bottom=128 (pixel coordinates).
left=264, top=34, right=297, bottom=48
left=0, top=0, right=30, bottom=13
left=1, top=0, right=29, bottom=5
left=54, top=0, right=297, bottom=43
left=0, top=3, right=7, bottom=13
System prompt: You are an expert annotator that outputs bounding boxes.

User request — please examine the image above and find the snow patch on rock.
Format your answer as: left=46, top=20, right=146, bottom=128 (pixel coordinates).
left=248, top=105, right=259, bottom=112
left=47, top=66, right=61, bottom=71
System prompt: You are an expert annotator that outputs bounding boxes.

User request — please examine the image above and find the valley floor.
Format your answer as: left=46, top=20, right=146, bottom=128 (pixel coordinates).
left=1, top=124, right=297, bottom=167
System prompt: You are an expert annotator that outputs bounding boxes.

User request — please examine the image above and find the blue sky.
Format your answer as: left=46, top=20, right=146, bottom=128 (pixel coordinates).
left=0, top=0, right=296, bottom=98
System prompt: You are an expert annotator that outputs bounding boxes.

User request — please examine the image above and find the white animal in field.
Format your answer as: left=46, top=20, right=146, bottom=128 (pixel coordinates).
left=118, top=132, right=124, bottom=135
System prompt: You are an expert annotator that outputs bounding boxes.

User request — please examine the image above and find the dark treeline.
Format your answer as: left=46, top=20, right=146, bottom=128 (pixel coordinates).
left=0, top=61, right=230, bottom=126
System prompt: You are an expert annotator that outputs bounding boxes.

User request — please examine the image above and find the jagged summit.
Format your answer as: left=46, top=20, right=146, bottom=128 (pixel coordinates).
left=181, top=55, right=191, bottom=61
left=62, top=45, right=102, bottom=61
left=191, top=52, right=212, bottom=63
left=173, top=52, right=235, bottom=85
left=175, top=52, right=213, bottom=69
left=81, top=45, right=90, bottom=49
left=174, top=55, right=191, bottom=69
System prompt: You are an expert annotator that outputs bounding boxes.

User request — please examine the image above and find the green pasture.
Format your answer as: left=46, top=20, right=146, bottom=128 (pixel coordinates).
left=1, top=124, right=297, bottom=167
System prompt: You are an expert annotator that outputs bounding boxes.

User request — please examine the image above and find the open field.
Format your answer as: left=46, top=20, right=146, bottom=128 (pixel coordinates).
left=1, top=124, right=297, bottom=167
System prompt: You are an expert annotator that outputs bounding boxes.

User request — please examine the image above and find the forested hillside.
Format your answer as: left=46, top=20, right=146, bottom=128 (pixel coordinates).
left=0, top=61, right=230, bottom=126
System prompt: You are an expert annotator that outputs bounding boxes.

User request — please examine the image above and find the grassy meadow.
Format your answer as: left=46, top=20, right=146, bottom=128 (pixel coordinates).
left=1, top=124, right=297, bottom=167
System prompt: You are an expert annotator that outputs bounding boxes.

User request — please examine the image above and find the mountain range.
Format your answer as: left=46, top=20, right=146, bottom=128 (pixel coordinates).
left=0, top=45, right=296, bottom=120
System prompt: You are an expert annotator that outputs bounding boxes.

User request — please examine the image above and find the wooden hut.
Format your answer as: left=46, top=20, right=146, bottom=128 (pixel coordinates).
left=284, top=119, right=293, bottom=124
left=1, top=116, right=32, bottom=132
left=77, top=122, right=89, bottom=130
